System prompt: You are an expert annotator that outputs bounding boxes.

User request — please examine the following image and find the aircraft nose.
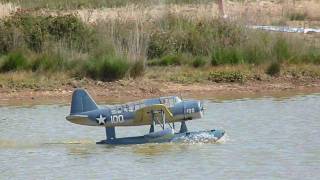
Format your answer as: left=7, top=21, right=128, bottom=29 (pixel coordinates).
left=196, top=101, right=205, bottom=118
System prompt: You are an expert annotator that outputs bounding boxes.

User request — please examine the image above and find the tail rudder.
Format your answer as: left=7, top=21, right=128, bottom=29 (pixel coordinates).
left=70, top=89, right=98, bottom=114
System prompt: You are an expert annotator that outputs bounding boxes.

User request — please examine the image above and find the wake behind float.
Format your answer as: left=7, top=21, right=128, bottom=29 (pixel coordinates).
left=66, top=89, right=225, bottom=145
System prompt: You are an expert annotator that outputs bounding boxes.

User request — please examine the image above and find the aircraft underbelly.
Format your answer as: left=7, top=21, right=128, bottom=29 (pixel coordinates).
left=66, top=112, right=201, bottom=127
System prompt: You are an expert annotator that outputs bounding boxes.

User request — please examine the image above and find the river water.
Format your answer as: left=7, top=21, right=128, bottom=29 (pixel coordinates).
left=0, top=93, right=320, bottom=179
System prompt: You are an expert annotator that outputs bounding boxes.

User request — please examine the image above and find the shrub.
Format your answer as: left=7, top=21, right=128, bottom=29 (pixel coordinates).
left=147, top=16, right=243, bottom=59
left=47, top=14, right=96, bottom=51
left=0, top=21, right=22, bottom=54
left=0, top=14, right=44, bottom=53
left=147, top=35, right=167, bottom=59
left=0, top=52, right=29, bottom=72
left=0, top=12, right=95, bottom=53
left=298, top=48, right=320, bottom=64
left=84, top=55, right=130, bottom=81
left=158, top=54, right=183, bottom=66
left=211, top=47, right=244, bottom=65
left=266, top=62, right=281, bottom=76
left=31, top=54, right=70, bottom=72
left=192, top=57, right=206, bottom=68
left=208, top=71, right=245, bottom=83
left=287, top=11, right=308, bottom=21
left=273, top=37, right=290, bottom=62
left=130, top=60, right=145, bottom=78
left=4, top=12, right=49, bottom=53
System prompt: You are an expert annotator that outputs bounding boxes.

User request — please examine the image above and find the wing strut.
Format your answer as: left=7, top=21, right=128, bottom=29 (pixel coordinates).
left=149, top=109, right=174, bottom=133
left=149, top=110, right=155, bottom=133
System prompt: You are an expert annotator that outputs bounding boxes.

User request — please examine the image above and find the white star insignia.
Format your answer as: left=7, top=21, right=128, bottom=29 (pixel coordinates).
left=96, top=114, right=106, bottom=125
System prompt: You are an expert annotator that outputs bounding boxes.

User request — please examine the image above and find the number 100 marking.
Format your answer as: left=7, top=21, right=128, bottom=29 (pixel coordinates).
left=110, top=115, right=124, bottom=123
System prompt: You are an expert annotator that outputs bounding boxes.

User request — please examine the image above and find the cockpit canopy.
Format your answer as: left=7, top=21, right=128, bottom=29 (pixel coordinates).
left=159, top=96, right=181, bottom=108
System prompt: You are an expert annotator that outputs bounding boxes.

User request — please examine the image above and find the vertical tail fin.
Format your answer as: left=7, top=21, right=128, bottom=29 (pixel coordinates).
left=70, top=89, right=98, bottom=114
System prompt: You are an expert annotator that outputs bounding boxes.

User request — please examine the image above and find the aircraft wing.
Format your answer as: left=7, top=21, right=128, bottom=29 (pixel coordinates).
left=133, top=104, right=174, bottom=125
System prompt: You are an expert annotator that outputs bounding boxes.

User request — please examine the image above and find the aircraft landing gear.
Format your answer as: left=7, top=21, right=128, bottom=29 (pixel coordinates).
left=105, top=127, right=116, bottom=140
left=149, top=124, right=154, bottom=133
left=179, top=121, right=188, bottom=133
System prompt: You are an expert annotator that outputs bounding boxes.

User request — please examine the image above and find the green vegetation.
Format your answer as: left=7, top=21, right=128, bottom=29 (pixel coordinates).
left=266, top=62, right=281, bottom=76
left=0, top=12, right=95, bottom=54
left=192, top=57, right=207, bottom=68
left=287, top=11, right=308, bottom=21
left=208, top=71, right=245, bottom=83
left=129, top=60, right=145, bottom=78
left=31, top=54, right=71, bottom=72
left=149, top=54, right=184, bottom=66
left=84, top=55, right=130, bottom=81
left=0, top=11, right=320, bottom=84
left=0, top=52, right=28, bottom=72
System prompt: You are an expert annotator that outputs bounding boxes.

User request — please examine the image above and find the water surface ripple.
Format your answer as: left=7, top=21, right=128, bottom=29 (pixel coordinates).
left=0, top=94, right=319, bottom=179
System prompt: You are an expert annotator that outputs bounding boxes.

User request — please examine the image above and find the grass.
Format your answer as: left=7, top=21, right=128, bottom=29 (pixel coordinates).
left=208, top=71, right=245, bottom=83
left=1, top=64, right=320, bottom=91
left=0, top=10, right=320, bottom=84
left=84, top=55, right=130, bottom=81
left=0, top=0, right=214, bottom=9
left=287, top=11, right=308, bottom=21
left=0, top=71, right=71, bottom=90
left=266, top=62, right=281, bottom=77
left=0, top=52, right=28, bottom=72
left=146, top=64, right=320, bottom=84
left=192, top=56, right=207, bottom=68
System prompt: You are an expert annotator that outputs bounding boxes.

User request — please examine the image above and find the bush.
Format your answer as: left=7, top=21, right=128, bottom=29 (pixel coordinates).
left=147, top=35, right=167, bottom=59
left=273, top=37, right=290, bottom=62
left=0, top=52, right=28, bottom=72
left=0, top=22, right=21, bottom=54
left=211, top=47, right=244, bottom=65
left=266, top=62, right=281, bottom=76
left=157, top=54, right=183, bottom=66
left=287, top=11, right=308, bottom=21
left=147, top=16, right=243, bottom=59
left=31, top=54, right=70, bottom=72
left=192, top=57, right=206, bottom=68
left=303, top=49, right=320, bottom=64
left=84, top=55, right=130, bottom=81
left=0, top=12, right=95, bottom=53
left=130, top=60, right=145, bottom=78
left=208, top=71, right=245, bottom=83
left=47, top=14, right=96, bottom=51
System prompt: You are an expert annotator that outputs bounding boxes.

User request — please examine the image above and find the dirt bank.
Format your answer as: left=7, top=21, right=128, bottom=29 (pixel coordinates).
left=0, top=77, right=319, bottom=106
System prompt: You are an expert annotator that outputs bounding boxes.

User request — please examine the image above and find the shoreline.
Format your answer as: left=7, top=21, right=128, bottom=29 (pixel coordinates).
left=1, top=78, right=319, bottom=106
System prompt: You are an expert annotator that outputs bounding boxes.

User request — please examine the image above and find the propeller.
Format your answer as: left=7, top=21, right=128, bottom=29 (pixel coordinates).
left=200, top=100, right=206, bottom=116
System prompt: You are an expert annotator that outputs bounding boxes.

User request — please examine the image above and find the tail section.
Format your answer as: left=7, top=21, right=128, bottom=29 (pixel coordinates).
left=70, top=89, right=98, bottom=114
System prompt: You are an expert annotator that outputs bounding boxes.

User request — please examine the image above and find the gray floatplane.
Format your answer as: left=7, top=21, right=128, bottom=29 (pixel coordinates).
left=66, top=89, right=225, bottom=144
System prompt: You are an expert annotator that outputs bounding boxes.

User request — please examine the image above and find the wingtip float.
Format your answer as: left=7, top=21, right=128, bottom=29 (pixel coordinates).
left=66, top=88, right=225, bottom=145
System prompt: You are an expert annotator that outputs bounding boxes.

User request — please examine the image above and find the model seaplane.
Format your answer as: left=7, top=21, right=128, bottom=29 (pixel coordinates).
left=66, top=89, right=225, bottom=144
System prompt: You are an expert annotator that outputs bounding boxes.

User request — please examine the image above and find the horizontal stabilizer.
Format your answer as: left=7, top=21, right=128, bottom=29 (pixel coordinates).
left=66, top=115, right=97, bottom=126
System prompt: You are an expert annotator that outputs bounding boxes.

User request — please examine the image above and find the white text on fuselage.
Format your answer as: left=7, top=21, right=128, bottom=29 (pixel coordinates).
left=186, top=108, right=195, bottom=114
left=110, top=115, right=124, bottom=124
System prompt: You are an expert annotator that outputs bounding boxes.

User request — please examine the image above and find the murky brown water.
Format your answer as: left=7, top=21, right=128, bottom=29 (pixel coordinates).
left=1, top=93, right=320, bottom=179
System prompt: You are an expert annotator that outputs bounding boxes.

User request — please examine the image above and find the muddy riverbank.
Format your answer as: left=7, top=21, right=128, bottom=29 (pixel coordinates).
left=1, top=77, right=319, bottom=106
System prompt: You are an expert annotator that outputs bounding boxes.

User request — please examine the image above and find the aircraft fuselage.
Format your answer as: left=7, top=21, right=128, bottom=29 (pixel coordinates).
left=66, top=96, right=204, bottom=127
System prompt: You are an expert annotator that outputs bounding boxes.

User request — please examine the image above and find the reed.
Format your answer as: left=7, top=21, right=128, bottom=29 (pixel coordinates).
left=0, top=8, right=320, bottom=82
